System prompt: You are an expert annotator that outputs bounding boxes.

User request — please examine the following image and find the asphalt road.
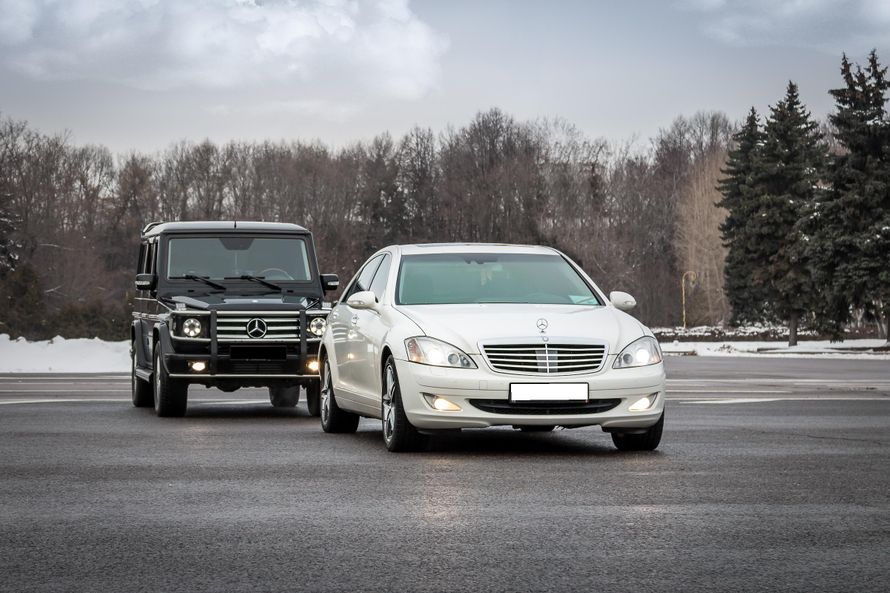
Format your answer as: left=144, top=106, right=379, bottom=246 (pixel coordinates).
left=1, top=357, right=888, bottom=592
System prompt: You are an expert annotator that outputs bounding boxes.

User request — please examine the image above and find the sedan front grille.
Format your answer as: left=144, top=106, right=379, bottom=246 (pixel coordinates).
left=481, top=342, right=607, bottom=374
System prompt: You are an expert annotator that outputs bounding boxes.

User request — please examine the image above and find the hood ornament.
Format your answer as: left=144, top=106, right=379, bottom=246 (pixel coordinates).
left=536, top=318, right=549, bottom=333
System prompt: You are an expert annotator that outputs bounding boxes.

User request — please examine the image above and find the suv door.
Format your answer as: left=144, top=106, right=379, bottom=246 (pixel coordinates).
left=330, top=254, right=382, bottom=393
left=349, top=252, right=392, bottom=404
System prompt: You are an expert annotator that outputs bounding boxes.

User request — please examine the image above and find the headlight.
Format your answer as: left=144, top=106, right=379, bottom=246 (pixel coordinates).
left=309, top=317, right=327, bottom=337
left=613, top=336, right=662, bottom=368
left=182, top=317, right=202, bottom=338
left=405, top=337, right=477, bottom=369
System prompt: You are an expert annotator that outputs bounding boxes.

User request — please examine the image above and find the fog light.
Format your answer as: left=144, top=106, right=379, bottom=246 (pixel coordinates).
left=628, top=393, right=657, bottom=412
left=307, top=359, right=319, bottom=372
left=189, top=361, right=206, bottom=372
left=423, top=394, right=461, bottom=412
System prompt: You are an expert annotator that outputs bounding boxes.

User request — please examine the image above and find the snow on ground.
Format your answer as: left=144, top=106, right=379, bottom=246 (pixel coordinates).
left=660, top=339, right=890, bottom=359
left=0, top=334, right=887, bottom=373
left=0, top=334, right=130, bottom=373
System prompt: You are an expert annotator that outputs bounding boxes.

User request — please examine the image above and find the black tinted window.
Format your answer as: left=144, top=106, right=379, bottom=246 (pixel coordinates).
left=368, top=254, right=391, bottom=301
left=346, top=255, right=383, bottom=299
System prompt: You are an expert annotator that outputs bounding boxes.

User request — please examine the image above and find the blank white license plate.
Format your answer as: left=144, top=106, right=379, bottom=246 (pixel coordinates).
left=509, top=383, right=588, bottom=403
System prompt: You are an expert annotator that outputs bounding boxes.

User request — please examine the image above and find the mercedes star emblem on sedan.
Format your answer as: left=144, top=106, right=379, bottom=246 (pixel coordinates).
left=246, top=318, right=268, bottom=338
left=536, top=318, right=549, bottom=332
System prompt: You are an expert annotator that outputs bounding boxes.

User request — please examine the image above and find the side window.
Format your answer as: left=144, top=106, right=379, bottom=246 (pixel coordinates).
left=368, top=254, right=391, bottom=302
left=137, top=242, right=148, bottom=274
left=344, top=255, right=383, bottom=301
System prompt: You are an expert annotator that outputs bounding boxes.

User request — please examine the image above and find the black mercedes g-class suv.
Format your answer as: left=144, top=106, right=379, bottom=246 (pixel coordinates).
left=131, top=221, right=339, bottom=417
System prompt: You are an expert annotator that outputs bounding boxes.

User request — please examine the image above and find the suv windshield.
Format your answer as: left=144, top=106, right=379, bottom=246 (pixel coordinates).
left=397, top=253, right=601, bottom=306
left=166, top=236, right=312, bottom=281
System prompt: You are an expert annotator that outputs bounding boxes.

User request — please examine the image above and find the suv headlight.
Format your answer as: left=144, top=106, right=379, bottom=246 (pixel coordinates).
left=182, top=317, right=202, bottom=338
left=405, top=337, right=477, bottom=369
left=613, top=336, right=662, bottom=368
left=309, top=317, right=326, bottom=337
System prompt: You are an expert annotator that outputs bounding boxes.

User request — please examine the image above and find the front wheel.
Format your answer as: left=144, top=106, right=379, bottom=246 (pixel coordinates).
left=305, top=381, right=321, bottom=417
left=131, top=348, right=153, bottom=408
left=381, top=356, right=428, bottom=452
left=153, top=347, right=188, bottom=417
left=320, top=357, right=359, bottom=433
left=611, top=413, right=664, bottom=452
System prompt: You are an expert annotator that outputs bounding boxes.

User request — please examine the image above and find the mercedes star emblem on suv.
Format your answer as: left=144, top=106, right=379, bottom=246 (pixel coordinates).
left=536, top=318, right=549, bottom=332
left=246, top=318, right=268, bottom=338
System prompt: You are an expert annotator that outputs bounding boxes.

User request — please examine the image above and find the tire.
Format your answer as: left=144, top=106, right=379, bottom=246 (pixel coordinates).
left=131, top=347, right=153, bottom=408
left=320, top=357, right=359, bottom=433
left=153, top=347, right=188, bottom=417
left=269, top=386, right=300, bottom=408
left=518, top=425, right=555, bottom=432
left=305, top=381, right=321, bottom=417
left=611, top=413, right=664, bottom=452
left=381, top=356, right=428, bottom=452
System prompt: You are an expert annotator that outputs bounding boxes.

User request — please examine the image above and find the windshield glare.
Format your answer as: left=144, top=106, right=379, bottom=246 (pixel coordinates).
left=397, top=253, right=601, bottom=306
left=166, top=237, right=312, bottom=281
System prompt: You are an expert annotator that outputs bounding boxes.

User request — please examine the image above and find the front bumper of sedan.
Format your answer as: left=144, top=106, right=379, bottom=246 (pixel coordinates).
left=394, top=355, right=665, bottom=430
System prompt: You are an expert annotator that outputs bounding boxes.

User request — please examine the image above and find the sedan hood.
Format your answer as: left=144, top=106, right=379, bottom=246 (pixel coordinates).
left=396, top=304, right=646, bottom=355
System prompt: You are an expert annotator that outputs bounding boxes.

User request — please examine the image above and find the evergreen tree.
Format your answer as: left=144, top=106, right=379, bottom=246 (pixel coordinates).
left=756, top=82, right=826, bottom=345
left=718, top=108, right=767, bottom=324
left=806, top=51, right=890, bottom=341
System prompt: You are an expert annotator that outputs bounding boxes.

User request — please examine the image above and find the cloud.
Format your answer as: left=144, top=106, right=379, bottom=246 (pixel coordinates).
left=678, top=0, right=890, bottom=51
left=0, top=0, right=447, bottom=101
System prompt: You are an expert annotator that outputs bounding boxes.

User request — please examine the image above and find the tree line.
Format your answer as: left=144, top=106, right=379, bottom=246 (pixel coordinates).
left=720, top=51, right=890, bottom=344
left=0, top=51, right=886, bottom=342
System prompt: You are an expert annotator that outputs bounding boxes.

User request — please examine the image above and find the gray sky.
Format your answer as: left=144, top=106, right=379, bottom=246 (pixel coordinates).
left=1, top=0, right=888, bottom=154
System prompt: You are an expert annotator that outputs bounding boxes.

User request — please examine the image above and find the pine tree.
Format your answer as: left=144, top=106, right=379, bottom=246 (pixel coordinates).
left=726, top=83, right=826, bottom=345
left=718, top=108, right=767, bottom=324
left=807, top=51, right=890, bottom=341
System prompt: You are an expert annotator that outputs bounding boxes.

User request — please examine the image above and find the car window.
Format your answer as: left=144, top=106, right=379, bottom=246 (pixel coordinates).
left=397, top=252, right=602, bottom=306
left=345, top=255, right=383, bottom=300
left=166, top=236, right=312, bottom=281
left=368, top=254, right=392, bottom=302
left=137, top=243, right=148, bottom=274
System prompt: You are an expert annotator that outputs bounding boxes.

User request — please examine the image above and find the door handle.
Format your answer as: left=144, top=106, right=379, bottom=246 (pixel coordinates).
left=351, top=314, right=359, bottom=326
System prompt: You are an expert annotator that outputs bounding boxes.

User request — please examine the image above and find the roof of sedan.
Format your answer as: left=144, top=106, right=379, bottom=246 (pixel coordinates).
left=394, top=243, right=560, bottom=255
left=142, top=221, right=308, bottom=237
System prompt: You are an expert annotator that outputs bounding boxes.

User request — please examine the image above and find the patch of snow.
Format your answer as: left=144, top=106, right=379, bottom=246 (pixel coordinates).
left=661, top=339, right=890, bottom=360
left=0, top=334, right=130, bottom=373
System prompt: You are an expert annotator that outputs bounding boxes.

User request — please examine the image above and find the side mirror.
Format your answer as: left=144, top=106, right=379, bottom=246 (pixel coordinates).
left=346, top=290, right=377, bottom=310
left=135, top=273, right=156, bottom=291
left=610, top=291, right=636, bottom=312
left=320, top=273, right=340, bottom=292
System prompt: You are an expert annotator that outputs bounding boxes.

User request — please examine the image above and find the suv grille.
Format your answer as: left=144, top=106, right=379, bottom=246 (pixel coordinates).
left=216, top=314, right=300, bottom=342
left=482, top=342, right=607, bottom=374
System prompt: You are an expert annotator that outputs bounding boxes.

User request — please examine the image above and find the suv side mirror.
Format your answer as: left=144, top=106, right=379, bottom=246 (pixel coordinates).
left=346, top=290, right=377, bottom=310
left=321, top=274, right=340, bottom=292
left=135, top=273, right=156, bottom=291
left=610, top=291, right=636, bottom=311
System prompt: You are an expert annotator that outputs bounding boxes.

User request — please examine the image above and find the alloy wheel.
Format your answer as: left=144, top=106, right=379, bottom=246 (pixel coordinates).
left=321, top=360, right=332, bottom=424
left=382, top=363, right=396, bottom=445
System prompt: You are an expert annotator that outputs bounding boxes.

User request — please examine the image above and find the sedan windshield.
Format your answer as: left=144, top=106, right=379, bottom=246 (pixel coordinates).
left=397, top=253, right=601, bottom=306
left=166, top=236, right=312, bottom=281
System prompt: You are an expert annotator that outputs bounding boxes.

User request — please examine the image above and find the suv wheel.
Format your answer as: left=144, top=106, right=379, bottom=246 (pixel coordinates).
left=381, top=356, right=428, bottom=452
left=269, top=386, right=300, bottom=408
left=131, top=347, right=153, bottom=408
left=305, top=381, right=321, bottom=417
left=153, top=347, right=188, bottom=417
left=320, top=357, right=359, bottom=433
left=611, top=413, right=664, bottom=452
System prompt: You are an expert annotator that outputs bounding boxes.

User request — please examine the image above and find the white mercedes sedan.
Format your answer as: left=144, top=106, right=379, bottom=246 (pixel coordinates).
left=318, top=244, right=665, bottom=452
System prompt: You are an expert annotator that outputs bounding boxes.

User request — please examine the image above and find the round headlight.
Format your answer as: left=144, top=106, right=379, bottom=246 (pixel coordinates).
left=182, top=318, right=202, bottom=338
left=309, top=317, right=326, bottom=337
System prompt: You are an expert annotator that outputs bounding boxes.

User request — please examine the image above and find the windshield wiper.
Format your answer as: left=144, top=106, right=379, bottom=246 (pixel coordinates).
left=171, top=274, right=227, bottom=291
left=227, top=275, right=282, bottom=292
